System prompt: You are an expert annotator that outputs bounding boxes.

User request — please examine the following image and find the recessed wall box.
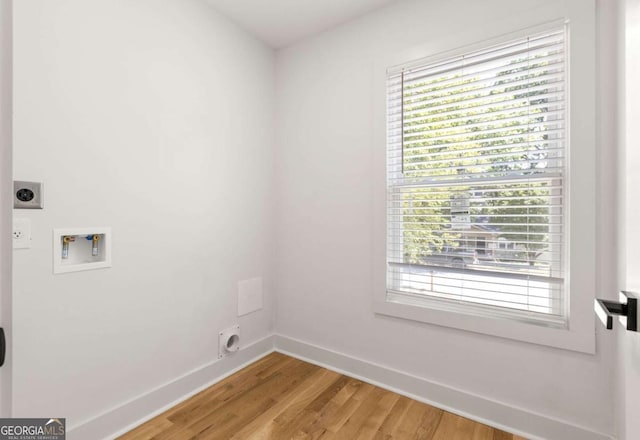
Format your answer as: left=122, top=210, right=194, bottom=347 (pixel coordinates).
left=53, top=227, right=112, bottom=274
left=14, top=181, right=43, bottom=209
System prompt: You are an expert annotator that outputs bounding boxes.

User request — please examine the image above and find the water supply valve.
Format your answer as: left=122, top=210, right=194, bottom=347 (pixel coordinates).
left=62, top=236, right=75, bottom=259
left=86, top=234, right=101, bottom=256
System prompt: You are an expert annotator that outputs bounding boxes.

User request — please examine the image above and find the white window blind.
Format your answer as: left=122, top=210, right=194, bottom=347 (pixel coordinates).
left=386, top=27, right=567, bottom=326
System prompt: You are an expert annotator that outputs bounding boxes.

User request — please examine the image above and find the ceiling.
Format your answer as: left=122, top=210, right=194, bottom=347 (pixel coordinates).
left=205, top=0, right=397, bottom=49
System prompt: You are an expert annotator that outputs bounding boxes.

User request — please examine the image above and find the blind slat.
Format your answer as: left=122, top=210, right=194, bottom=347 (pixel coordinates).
left=394, top=87, right=565, bottom=121
left=398, top=32, right=564, bottom=82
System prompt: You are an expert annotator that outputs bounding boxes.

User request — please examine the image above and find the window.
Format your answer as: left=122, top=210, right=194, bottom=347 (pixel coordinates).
left=385, top=27, right=567, bottom=327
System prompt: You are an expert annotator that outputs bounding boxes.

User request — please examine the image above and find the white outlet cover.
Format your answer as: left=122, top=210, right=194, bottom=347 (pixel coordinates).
left=13, top=218, right=32, bottom=249
left=237, top=277, right=263, bottom=316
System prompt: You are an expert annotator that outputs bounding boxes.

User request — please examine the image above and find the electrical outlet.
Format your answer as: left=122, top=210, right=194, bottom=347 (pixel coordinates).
left=13, top=181, right=43, bottom=209
left=13, top=218, right=31, bottom=249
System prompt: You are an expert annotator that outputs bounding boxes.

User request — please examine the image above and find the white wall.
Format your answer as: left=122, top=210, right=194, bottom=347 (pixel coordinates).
left=275, top=0, right=616, bottom=435
left=616, top=1, right=640, bottom=438
left=12, top=0, right=275, bottom=428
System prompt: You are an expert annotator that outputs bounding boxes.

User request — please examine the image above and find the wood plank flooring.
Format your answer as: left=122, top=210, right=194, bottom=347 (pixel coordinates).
left=119, top=352, right=526, bottom=440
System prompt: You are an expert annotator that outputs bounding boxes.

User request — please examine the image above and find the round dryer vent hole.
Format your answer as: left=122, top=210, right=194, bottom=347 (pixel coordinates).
left=218, top=325, right=240, bottom=358
left=226, top=335, right=239, bottom=351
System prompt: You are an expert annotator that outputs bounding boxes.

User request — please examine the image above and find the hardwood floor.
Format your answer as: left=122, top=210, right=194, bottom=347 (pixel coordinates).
left=119, top=352, right=526, bottom=440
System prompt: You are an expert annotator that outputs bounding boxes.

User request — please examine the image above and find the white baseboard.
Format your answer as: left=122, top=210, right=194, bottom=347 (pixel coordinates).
left=67, top=334, right=275, bottom=440
left=67, top=333, right=613, bottom=440
left=274, top=334, right=614, bottom=440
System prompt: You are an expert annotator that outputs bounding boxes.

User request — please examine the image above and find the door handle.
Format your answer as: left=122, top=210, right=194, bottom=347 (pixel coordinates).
left=0, top=328, right=5, bottom=367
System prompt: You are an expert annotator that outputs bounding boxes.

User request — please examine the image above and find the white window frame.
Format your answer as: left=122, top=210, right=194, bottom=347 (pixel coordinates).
left=372, top=2, right=596, bottom=353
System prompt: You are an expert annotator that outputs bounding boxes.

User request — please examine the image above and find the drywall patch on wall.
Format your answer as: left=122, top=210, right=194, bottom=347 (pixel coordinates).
left=238, top=277, right=263, bottom=316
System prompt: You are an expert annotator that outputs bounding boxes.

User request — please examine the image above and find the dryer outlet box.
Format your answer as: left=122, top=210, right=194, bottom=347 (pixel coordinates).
left=14, top=181, right=43, bottom=209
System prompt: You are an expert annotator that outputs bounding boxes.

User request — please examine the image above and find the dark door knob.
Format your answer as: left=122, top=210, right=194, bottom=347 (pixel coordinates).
left=0, top=328, right=5, bottom=367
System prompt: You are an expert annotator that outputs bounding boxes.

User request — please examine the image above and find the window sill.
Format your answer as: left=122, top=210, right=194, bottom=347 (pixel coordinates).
left=373, top=294, right=595, bottom=353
